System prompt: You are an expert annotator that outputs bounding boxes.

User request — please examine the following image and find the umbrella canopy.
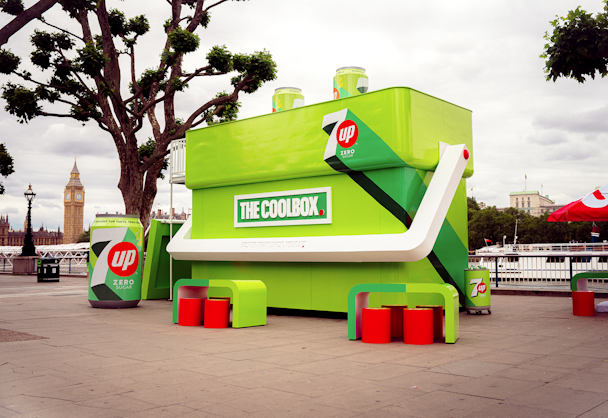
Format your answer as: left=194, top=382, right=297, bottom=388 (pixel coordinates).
left=547, top=184, right=608, bottom=222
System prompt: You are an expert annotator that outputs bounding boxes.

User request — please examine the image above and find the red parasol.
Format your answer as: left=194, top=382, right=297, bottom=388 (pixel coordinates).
left=547, top=184, right=608, bottom=222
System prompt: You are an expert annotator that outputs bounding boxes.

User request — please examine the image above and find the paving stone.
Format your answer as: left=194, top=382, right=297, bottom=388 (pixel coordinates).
left=332, top=362, right=420, bottom=381
left=0, top=395, right=73, bottom=414
left=518, top=353, right=599, bottom=372
left=352, top=405, right=419, bottom=417
left=507, top=385, right=608, bottom=415
left=219, top=387, right=312, bottom=414
left=314, top=385, right=412, bottom=413
left=465, top=402, right=577, bottom=418
left=577, top=400, right=608, bottom=418
left=392, top=390, right=501, bottom=417
left=491, top=366, right=567, bottom=383
left=427, top=359, right=512, bottom=377
left=443, top=375, right=545, bottom=400
left=547, top=369, right=608, bottom=393
left=378, top=370, right=472, bottom=393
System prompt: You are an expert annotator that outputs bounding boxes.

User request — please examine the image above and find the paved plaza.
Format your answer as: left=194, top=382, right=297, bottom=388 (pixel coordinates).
left=1, top=274, right=608, bottom=417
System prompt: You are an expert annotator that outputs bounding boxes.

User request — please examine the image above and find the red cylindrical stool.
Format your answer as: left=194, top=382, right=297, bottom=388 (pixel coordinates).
left=417, top=305, right=444, bottom=339
left=204, top=298, right=230, bottom=328
left=382, top=305, right=408, bottom=337
left=178, top=298, right=203, bottom=326
left=572, top=291, right=595, bottom=316
left=362, top=308, right=391, bottom=344
left=403, top=308, right=433, bottom=345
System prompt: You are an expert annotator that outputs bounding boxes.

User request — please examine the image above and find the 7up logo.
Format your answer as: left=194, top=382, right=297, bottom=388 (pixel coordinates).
left=469, top=277, right=487, bottom=298
left=108, top=242, right=139, bottom=277
left=337, top=120, right=358, bottom=148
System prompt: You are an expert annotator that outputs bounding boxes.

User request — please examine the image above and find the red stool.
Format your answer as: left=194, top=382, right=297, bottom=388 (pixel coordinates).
left=382, top=305, right=408, bottom=338
left=362, top=308, right=391, bottom=344
left=572, top=291, right=595, bottom=316
left=204, top=298, right=231, bottom=328
left=178, top=298, right=203, bottom=326
left=417, top=305, right=444, bottom=339
left=403, top=308, right=433, bottom=345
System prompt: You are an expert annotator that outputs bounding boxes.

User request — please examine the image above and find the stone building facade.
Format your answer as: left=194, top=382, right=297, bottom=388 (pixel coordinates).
left=0, top=215, right=63, bottom=247
left=509, top=191, right=563, bottom=217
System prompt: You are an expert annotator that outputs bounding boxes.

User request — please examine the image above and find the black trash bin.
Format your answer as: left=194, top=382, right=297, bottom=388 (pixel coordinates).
left=37, top=258, right=60, bottom=282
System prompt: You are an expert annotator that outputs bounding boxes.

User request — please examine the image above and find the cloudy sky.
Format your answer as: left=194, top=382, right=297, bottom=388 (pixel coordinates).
left=1, top=0, right=607, bottom=233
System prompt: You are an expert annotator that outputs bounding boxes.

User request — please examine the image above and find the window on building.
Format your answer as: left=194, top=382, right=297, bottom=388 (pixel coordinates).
left=528, top=202, right=530, bottom=207
left=516, top=203, right=518, bottom=208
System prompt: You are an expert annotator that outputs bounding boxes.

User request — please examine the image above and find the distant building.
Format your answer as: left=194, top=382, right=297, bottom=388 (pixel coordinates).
left=509, top=191, right=563, bottom=217
left=151, top=208, right=189, bottom=221
left=148, top=208, right=190, bottom=229
left=0, top=215, right=63, bottom=247
left=63, top=159, right=85, bottom=243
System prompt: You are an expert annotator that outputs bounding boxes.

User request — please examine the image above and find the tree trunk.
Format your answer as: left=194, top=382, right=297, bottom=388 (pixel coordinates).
left=118, top=148, right=165, bottom=231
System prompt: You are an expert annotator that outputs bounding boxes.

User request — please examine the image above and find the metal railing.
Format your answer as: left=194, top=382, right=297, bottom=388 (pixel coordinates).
left=169, top=138, right=186, bottom=184
left=1, top=244, right=89, bottom=275
left=468, top=254, right=608, bottom=287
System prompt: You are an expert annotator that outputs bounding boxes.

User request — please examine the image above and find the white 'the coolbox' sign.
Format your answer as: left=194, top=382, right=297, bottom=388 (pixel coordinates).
left=234, top=187, right=332, bottom=228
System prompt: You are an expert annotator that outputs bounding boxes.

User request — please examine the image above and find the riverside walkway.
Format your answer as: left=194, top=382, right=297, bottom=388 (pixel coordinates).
left=1, top=274, right=608, bottom=417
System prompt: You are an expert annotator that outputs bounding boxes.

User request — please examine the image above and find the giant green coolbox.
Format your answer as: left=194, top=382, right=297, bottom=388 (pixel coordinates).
left=185, top=87, right=472, bottom=311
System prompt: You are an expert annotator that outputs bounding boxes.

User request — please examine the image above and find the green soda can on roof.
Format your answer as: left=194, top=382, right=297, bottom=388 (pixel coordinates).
left=88, top=214, right=143, bottom=308
left=333, top=67, right=369, bottom=100
left=272, top=87, right=305, bottom=113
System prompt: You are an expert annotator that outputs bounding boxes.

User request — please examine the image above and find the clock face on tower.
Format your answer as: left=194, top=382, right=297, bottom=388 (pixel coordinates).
left=65, top=192, right=71, bottom=201
left=76, top=193, right=83, bottom=201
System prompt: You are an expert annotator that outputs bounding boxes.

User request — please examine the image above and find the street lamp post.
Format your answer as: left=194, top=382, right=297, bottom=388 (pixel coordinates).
left=20, top=184, right=37, bottom=257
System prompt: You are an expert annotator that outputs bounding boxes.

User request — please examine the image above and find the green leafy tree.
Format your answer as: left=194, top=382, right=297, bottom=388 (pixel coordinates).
left=542, top=1, right=608, bottom=82
left=0, top=142, right=14, bottom=194
left=468, top=203, right=608, bottom=250
left=467, top=196, right=480, bottom=222
left=76, top=228, right=89, bottom=242
left=0, top=0, right=277, bottom=227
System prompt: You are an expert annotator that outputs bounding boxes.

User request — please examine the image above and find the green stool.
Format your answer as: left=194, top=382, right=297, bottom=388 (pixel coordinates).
left=172, top=279, right=267, bottom=328
left=571, top=272, right=608, bottom=291
left=348, top=282, right=459, bottom=343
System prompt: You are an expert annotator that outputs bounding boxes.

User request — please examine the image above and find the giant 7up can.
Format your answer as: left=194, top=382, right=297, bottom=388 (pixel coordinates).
left=333, top=67, right=369, bottom=100
left=88, top=214, right=143, bottom=308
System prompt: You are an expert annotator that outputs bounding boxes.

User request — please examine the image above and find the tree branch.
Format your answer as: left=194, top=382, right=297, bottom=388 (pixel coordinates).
left=0, top=0, right=58, bottom=46
left=204, top=0, right=229, bottom=13
left=38, top=17, right=84, bottom=42
left=39, top=112, right=76, bottom=118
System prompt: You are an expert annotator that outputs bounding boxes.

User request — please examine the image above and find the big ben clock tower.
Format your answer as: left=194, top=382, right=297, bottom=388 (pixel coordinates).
left=63, top=158, right=85, bottom=244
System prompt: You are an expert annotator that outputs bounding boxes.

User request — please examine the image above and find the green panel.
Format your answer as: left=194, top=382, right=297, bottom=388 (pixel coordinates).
left=253, top=263, right=312, bottom=310
left=186, top=87, right=473, bottom=190
left=192, top=261, right=312, bottom=310
left=192, top=171, right=406, bottom=240
left=192, top=259, right=451, bottom=313
left=311, top=263, right=384, bottom=312
left=446, top=179, right=469, bottom=248
left=365, top=167, right=425, bottom=214
left=142, top=221, right=192, bottom=300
